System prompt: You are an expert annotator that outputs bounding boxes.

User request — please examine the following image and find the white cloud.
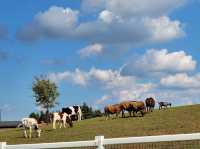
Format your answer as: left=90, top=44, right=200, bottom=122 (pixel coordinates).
left=99, top=10, right=114, bottom=24
left=48, top=67, right=136, bottom=89
left=145, top=16, right=184, bottom=42
left=48, top=68, right=89, bottom=86
left=48, top=66, right=200, bottom=106
left=96, top=95, right=111, bottom=104
left=78, top=43, right=104, bottom=57
left=122, top=49, right=196, bottom=77
left=81, top=0, right=106, bottom=13
left=106, top=0, right=186, bottom=18
left=17, top=1, right=185, bottom=47
left=17, top=6, right=79, bottom=40
left=160, top=73, right=200, bottom=89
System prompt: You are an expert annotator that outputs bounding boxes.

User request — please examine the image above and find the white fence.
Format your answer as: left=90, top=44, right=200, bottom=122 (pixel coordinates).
left=1, top=133, right=200, bottom=149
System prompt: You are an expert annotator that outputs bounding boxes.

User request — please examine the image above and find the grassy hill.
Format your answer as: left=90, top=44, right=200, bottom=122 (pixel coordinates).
left=0, top=104, right=200, bottom=145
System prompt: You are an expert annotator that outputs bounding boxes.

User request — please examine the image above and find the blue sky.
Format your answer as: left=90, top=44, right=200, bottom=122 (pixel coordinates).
left=0, top=0, right=200, bottom=120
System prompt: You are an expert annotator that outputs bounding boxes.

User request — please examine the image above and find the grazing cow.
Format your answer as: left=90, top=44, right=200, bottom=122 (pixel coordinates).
left=158, top=102, right=172, bottom=110
left=62, top=105, right=82, bottom=121
left=52, top=112, right=73, bottom=129
left=120, top=101, right=146, bottom=117
left=21, top=118, right=41, bottom=138
left=129, top=101, right=146, bottom=116
left=104, top=104, right=122, bottom=120
left=145, top=97, right=155, bottom=112
left=119, top=101, right=135, bottom=118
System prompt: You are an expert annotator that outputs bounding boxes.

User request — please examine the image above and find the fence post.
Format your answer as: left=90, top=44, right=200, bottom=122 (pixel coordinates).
left=0, top=142, right=6, bottom=149
left=95, top=136, right=104, bottom=149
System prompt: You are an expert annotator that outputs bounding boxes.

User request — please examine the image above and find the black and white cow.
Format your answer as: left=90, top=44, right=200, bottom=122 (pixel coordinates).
left=158, top=102, right=172, bottom=110
left=62, top=106, right=82, bottom=121
left=52, top=112, right=73, bottom=129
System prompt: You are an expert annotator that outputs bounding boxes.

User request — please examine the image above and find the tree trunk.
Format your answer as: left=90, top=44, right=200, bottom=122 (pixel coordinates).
left=46, top=108, right=50, bottom=124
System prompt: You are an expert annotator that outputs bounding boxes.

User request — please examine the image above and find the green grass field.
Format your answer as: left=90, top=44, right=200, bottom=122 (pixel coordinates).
left=0, top=104, right=200, bottom=145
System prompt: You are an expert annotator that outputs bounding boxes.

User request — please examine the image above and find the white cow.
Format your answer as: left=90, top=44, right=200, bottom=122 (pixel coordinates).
left=21, top=118, right=41, bottom=138
left=52, top=112, right=72, bottom=129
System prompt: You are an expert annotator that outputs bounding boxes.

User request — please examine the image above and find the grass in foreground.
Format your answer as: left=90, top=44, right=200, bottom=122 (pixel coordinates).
left=0, top=104, right=200, bottom=145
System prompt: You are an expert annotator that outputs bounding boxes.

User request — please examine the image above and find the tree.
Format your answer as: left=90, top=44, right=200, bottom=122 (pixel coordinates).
left=81, top=102, right=103, bottom=119
left=32, top=76, right=59, bottom=123
left=29, top=112, right=40, bottom=121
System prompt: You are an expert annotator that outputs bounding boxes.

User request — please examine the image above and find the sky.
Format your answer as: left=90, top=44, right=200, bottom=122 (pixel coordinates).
left=0, top=0, right=200, bottom=120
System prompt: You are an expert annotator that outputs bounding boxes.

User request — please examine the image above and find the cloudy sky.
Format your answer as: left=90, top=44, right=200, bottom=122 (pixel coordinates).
left=0, top=0, right=200, bottom=120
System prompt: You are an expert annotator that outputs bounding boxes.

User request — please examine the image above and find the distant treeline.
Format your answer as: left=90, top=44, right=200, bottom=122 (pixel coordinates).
left=29, top=102, right=103, bottom=122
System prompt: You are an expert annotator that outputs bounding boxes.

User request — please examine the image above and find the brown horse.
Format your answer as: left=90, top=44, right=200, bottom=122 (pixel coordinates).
left=145, top=97, right=155, bottom=112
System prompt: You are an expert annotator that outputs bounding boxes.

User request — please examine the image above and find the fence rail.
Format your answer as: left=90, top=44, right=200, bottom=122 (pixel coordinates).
left=1, top=133, right=200, bottom=149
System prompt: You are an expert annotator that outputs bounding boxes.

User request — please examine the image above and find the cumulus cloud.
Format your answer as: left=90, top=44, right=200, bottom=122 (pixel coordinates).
left=145, top=16, right=184, bottom=42
left=122, top=49, right=196, bottom=77
left=106, top=0, right=186, bottom=18
left=17, top=1, right=185, bottom=47
left=17, top=6, right=79, bottom=41
left=78, top=43, right=104, bottom=58
left=81, top=0, right=106, bottom=13
left=48, top=67, right=156, bottom=105
left=48, top=65, right=200, bottom=106
left=48, top=67, right=136, bottom=89
left=160, top=73, right=200, bottom=89
left=96, top=95, right=111, bottom=104
left=48, top=68, right=89, bottom=86
left=99, top=10, right=115, bottom=24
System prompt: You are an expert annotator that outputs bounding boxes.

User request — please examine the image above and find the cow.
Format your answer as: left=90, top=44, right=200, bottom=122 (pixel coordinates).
left=145, top=97, right=155, bottom=112
left=52, top=112, right=73, bottom=129
left=158, top=102, right=172, bottom=110
left=104, top=104, right=122, bottom=120
left=119, top=101, right=135, bottom=118
left=21, top=118, right=41, bottom=138
left=62, top=105, right=82, bottom=121
left=129, top=101, right=146, bottom=116
left=120, top=101, right=146, bottom=117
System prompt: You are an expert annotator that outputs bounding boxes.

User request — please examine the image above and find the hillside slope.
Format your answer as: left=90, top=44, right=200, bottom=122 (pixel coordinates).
left=0, top=104, right=200, bottom=144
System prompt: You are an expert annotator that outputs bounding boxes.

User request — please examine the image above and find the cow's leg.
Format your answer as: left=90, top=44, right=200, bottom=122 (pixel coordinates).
left=78, top=112, right=82, bottom=121
left=140, top=110, right=144, bottom=117
left=128, top=111, right=132, bottom=117
left=59, top=121, right=62, bottom=128
left=116, top=113, right=118, bottom=118
left=121, top=110, right=123, bottom=118
left=53, top=119, right=56, bottom=129
left=29, top=127, right=32, bottom=138
left=24, top=129, right=28, bottom=138
left=63, top=120, right=66, bottom=128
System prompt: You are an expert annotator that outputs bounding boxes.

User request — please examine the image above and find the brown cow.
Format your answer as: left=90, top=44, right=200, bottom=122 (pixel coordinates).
left=120, top=101, right=146, bottom=117
left=104, top=104, right=122, bottom=120
left=120, top=101, right=135, bottom=118
left=129, top=101, right=146, bottom=116
left=145, top=97, right=155, bottom=112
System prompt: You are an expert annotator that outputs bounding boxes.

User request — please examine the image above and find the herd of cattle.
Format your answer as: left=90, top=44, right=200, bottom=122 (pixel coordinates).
left=104, top=97, right=172, bottom=119
left=19, top=98, right=172, bottom=138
